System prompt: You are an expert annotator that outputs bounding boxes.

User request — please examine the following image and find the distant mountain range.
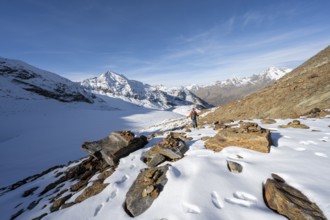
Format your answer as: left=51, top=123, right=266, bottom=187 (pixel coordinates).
left=80, top=71, right=210, bottom=110
left=203, top=45, right=330, bottom=121
left=188, top=67, right=292, bottom=106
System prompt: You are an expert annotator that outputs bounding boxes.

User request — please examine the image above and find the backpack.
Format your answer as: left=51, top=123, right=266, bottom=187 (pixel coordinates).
left=191, top=111, right=197, bottom=120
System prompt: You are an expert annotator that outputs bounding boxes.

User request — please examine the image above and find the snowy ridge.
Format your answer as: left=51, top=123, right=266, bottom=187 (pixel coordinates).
left=81, top=71, right=210, bottom=110
left=188, top=67, right=291, bottom=89
left=0, top=57, right=96, bottom=103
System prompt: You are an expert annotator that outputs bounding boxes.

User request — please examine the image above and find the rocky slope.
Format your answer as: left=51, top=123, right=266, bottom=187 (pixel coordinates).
left=81, top=71, right=210, bottom=110
left=0, top=57, right=95, bottom=103
left=189, top=67, right=291, bottom=106
left=203, top=46, right=330, bottom=122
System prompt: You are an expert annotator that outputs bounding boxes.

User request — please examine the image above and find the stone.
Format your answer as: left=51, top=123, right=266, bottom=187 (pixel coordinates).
left=81, top=131, right=148, bottom=166
left=205, top=122, right=271, bottom=153
left=264, top=176, right=326, bottom=220
left=22, top=186, right=39, bottom=197
left=124, top=165, right=170, bottom=217
left=141, top=133, right=187, bottom=167
left=261, top=119, right=277, bottom=124
left=227, top=160, right=243, bottom=173
left=278, top=120, right=310, bottom=129
left=31, top=213, right=48, bottom=220
left=75, top=180, right=109, bottom=203
left=50, top=194, right=72, bottom=212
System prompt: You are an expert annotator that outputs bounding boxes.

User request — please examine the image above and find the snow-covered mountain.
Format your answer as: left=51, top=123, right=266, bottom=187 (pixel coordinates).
left=0, top=57, right=96, bottom=103
left=189, top=67, right=292, bottom=106
left=81, top=71, right=210, bottom=110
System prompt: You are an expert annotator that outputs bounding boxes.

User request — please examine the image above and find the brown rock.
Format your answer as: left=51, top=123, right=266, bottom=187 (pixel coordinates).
left=205, top=122, right=271, bottom=153
left=75, top=180, right=109, bottom=203
left=261, top=119, right=277, bottom=124
left=278, top=120, right=310, bottom=129
left=264, top=177, right=326, bottom=220
left=50, top=194, right=72, bottom=212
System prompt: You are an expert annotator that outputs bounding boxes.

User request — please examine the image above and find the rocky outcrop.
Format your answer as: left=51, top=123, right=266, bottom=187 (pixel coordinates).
left=261, top=119, right=277, bottom=124
left=263, top=174, right=327, bottom=220
left=141, top=132, right=188, bottom=167
left=278, top=120, right=310, bottom=129
left=82, top=131, right=148, bottom=166
left=205, top=122, right=272, bottom=153
left=227, top=160, right=243, bottom=173
left=124, top=165, right=170, bottom=217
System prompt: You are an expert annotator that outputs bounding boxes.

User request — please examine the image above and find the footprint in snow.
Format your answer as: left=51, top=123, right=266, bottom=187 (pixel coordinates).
left=225, top=191, right=257, bottom=207
left=299, top=140, right=317, bottom=145
left=182, top=201, right=201, bottom=214
left=94, top=203, right=104, bottom=216
left=129, top=164, right=136, bottom=170
left=115, top=174, right=129, bottom=184
left=106, top=188, right=118, bottom=202
left=211, top=191, right=224, bottom=209
left=294, top=147, right=306, bottom=151
left=314, top=152, right=328, bottom=158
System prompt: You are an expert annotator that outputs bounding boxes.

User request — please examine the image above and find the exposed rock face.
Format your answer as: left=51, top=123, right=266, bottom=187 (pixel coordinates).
left=278, top=120, right=310, bottom=129
left=264, top=175, right=327, bottom=220
left=75, top=180, right=109, bottom=203
left=82, top=131, right=148, bottom=166
left=125, top=165, right=170, bottom=217
left=205, top=122, right=272, bottom=153
left=141, top=132, right=187, bottom=167
left=227, top=160, right=243, bottom=173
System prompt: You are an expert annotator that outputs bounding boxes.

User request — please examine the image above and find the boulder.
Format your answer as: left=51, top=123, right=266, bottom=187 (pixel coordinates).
left=142, top=132, right=188, bottom=167
left=261, top=119, right=277, bottom=124
left=264, top=175, right=326, bottom=220
left=82, top=131, right=148, bottom=166
left=278, top=120, right=310, bottom=129
left=75, top=180, right=109, bottom=203
left=227, top=160, right=243, bottom=173
left=124, top=165, right=170, bottom=217
left=205, top=122, right=271, bottom=153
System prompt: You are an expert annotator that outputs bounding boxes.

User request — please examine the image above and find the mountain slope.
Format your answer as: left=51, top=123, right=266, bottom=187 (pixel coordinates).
left=189, top=67, right=291, bottom=106
left=203, top=46, right=330, bottom=122
left=0, top=57, right=95, bottom=103
left=81, top=71, right=210, bottom=109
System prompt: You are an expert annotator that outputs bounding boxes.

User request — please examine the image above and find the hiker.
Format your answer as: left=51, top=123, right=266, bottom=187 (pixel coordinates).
left=187, top=107, right=199, bottom=128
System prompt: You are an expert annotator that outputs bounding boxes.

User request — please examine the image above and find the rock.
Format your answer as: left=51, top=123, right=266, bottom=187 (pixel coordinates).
left=81, top=131, right=148, bottom=166
left=278, top=120, right=310, bottom=129
left=50, top=194, right=72, bottom=212
left=22, top=186, right=38, bottom=197
left=10, top=209, right=24, bottom=220
left=31, top=213, right=48, bottom=220
left=75, top=180, right=109, bottom=203
left=205, top=122, right=271, bottom=153
left=261, top=119, right=277, bottom=124
left=271, top=173, right=285, bottom=183
left=142, top=132, right=187, bottom=167
left=125, top=165, right=170, bottom=217
left=264, top=176, right=326, bottom=220
left=27, top=198, right=41, bottom=210
left=227, top=160, right=243, bottom=173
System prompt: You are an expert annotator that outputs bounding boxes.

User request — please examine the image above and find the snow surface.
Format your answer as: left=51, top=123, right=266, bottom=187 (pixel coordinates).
left=1, top=100, right=330, bottom=220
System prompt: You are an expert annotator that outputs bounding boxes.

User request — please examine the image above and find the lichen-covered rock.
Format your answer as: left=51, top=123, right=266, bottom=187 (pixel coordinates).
left=142, top=133, right=187, bottom=167
left=278, top=120, right=310, bottom=129
left=82, top=131, right=148, bottom=166
left=75, top=180, right=109, bottom=203
left=124, top=165, right=170, bottom=217
left=205, top=122, right=272, bottom=153
left=263, top=175, right=327, bottom=220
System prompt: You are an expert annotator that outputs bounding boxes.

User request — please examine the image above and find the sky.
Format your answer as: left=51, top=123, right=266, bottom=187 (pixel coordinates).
left=1, top=0, right=330, bottom=86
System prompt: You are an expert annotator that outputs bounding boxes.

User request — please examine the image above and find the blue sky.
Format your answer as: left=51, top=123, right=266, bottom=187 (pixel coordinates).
left=1, top=0, right=330, bottom=86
